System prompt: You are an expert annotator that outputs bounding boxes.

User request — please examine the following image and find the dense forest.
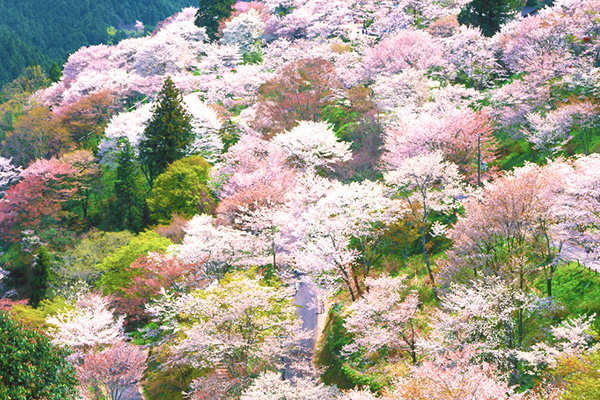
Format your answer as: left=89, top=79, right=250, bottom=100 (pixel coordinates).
left=0, top=0, right=599, bottom=399
left=0, top=0, right=197, bottom=84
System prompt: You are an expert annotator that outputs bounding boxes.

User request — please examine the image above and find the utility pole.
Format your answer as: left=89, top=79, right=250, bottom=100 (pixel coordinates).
left=477, top=132, right=482, bottom=187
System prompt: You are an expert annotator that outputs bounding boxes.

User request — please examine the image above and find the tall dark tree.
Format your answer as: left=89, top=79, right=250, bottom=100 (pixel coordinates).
left=195, top=0, right=235, bottom=41
left=458, top=0, right=520, bottom=37
left=112, top=139, right=146, bottom=232
left=48, top=61, right=62, bottom=83
left=138, top=76, right=193, bottom=188
left=0, top=311, right=79, bottom=399
left=29, top=247, right=50, bottom=308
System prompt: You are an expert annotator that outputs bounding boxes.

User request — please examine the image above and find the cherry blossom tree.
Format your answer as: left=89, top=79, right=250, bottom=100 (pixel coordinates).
left=230, top=198, right=296, bottom=271
left=391, top=346, right=520, bottom=400
left=174, top=214, right=265, bottom=274
left=517, top=314, right=597, bottom=370
left=524, top=101, right=598, bottom=156
left=240, top=371, right=338, bottom=400
left=36, top=8, right=206, bottom=112
left=296, top=180, right=403, bottom=300
left=384, top=152, right=463, bottom=297
left=222, top=9, right=265, bottom=56
left=46, top=293, right=125, bottom=356
left=119, top=252, right=207, bottom=318
left=256, top=58, right=343, bottom=133
left=76, top=340, right=147, bottom=400
left=0, top=154, right=84, bottom=243
left=428, top=276, right=542, bottom=385
left=371, top=68, right=431, bottom=112
left=495, top=11, right=576, bottom=81
left=343, top=274, right=420, bottom=364
left=211, top=134, right=293, bottom=199
left=362, top=30, right=446, bottom=80
left=442, top=25, right=499, bottom=89
left=556, top=154, right=600, bottom=260
left=446, top=161, right=568, bottom=297
left=0, top=157, right=21, bottom=197
left=272, top=121, right=352, bottom=173
left=383, top=107, right=497, bottom=183
left=154, top=271, right=306, bottom=383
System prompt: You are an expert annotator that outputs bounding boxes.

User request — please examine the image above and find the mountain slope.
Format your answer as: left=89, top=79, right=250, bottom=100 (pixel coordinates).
left=0, top=0, right=197, bottom=85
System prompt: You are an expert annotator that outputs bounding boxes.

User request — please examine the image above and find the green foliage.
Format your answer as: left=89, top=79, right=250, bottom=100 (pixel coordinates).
left=0, top=66, right=51, bottom=143
left=195, top=0, right=235, bottom=41
left=242, top=50, right=263, bottom=65
left=458, top=0, right=521, bottom=37
left=97, top=231, right=172, bottom=295
left=111, top=140, right=148, bottom=232
left=147, top=156, right=215, bottom=225
left=56, top=229, right=134, bottom=285
left=499, top=139, right=536, bottom=170
left=0, top=243, right=35, bottom=297
left=10, top=297, right=72, bottom=329
left=143, top=361, right=200, bottom=400
left=539, top=263, right=600, bottom=316
left=316, top=305, right=387, bottom=393
left=316, top=304, right=356, bottom=389
left=139, top=76, right=194, bottom=188
left=0, top=27, right=49, bottom=87
left=0, top=311, right=78, bottom=399
left=132, top=322, right=161, bottom=345
left=29, top=247, right=50, bottom=308
left=340, top=364, right=385, bottom=394
left=554, top=349, right=600, bottom=400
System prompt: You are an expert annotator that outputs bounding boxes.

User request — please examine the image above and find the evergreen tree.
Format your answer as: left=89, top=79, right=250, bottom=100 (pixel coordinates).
left=139, top=76, right=193, bottom=188
left=49, top=61, right=62, bottom=82
left=29, top=247, right=50, bottom=309
left=112, top=139, right=146, bottom=232
left=0, top=311, right=79, bottom=399
left=195, top=0, right=235, bottom=41
left=458, top=0, right=520, bottom=37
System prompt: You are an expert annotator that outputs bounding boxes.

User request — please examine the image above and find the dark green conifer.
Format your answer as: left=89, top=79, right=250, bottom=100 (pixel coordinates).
left=195, top=0, right=235, bottom=41
left=29, top=247, right=50, bottom=309
left=112, top=139, right=146, bottom=232
left=458, top=0, right=520, bottom=37
left=49, top=61, right=62, bottom=82
left=139, top=76, right=193, bottom=188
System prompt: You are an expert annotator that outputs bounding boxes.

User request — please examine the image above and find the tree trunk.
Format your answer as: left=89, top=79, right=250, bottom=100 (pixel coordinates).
left=420, top=228, right=439, bottom=301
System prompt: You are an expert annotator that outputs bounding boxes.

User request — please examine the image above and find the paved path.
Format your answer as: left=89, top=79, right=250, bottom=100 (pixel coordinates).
left=284, top=274, right=320, bottom=379
left=559, top=242, right=600, bottom=272
left=122, top=385, right=144, bottom=400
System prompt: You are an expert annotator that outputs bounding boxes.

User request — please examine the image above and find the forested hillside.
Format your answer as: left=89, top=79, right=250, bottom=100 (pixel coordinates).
left=1, top=0, right=599, bottom=399
left=0, top=0, right=196, bottom=84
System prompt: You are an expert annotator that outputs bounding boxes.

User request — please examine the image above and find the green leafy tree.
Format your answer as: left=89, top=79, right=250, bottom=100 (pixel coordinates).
left=555, top=349, right=600, bottom=400
left=112, top=140, right=147, bottom=232
left=195, top=0, right=235, bottom=41
left=97, top=231, right=172, bottom=295
left=147, top=156, right=215, bottom=225
left=56, top=230, right=133, bottom=285
left=458, top=0, right=520, bottom=37
left=29, top=247, right=50, bottom=308
left=0, top=311, right=79, bottom=399
left=139, top=76, right=193, bottom=188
